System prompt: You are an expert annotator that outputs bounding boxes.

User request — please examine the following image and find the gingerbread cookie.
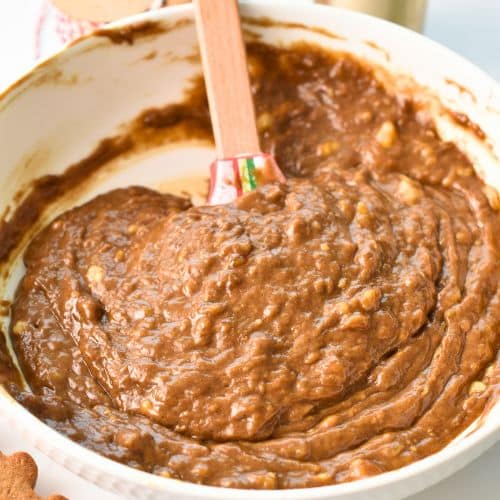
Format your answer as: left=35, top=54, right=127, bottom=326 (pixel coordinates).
left=0, top=451, right=66, bottom=500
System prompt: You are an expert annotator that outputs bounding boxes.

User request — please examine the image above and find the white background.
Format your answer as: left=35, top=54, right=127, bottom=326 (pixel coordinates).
left=0, top=1, right=499, bottom=498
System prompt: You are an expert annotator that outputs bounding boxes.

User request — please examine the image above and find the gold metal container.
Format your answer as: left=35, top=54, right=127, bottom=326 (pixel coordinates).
left=315, top=0, right=428, bottom=31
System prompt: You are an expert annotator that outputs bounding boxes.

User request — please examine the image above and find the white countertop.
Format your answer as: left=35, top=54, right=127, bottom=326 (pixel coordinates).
left=0, top=1, right=499, bottom=498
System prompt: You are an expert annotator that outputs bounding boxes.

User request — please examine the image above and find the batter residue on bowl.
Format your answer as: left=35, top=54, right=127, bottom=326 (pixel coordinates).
left=3, top=42, right=500, bottom=489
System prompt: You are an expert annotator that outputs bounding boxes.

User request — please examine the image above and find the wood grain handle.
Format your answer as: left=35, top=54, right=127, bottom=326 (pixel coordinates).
left=194, top=0, right=261, bottom=159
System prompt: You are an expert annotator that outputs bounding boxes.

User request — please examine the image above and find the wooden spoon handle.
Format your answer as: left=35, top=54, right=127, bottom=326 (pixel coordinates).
left=194, top=0, right=261, bottom=159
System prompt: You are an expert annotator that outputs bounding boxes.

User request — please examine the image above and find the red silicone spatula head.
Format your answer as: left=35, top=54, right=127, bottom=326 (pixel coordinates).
left=208, top=153, right=286, bottom=205
left=193, top=0, right=285, bottom=205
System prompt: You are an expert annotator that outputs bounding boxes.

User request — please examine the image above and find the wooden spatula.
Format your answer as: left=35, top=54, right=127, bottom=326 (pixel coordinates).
left=193, top=0, right=285, bottom=205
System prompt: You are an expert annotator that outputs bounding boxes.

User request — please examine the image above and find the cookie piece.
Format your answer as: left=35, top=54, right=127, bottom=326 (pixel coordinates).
left=0, top=451, right=66, bottom=500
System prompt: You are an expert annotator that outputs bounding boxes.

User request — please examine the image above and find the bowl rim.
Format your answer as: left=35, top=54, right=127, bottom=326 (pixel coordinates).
left=0, top=1, right=499, bottom=498
left=2, top=385, right=499, bottom=499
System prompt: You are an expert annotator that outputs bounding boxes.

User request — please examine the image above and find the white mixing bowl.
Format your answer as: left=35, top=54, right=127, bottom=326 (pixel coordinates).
left=0, top=2, right=498, bottom=499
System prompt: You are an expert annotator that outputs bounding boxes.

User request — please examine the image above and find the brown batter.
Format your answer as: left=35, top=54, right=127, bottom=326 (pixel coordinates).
left=5, top=42, right=500, bottom=489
